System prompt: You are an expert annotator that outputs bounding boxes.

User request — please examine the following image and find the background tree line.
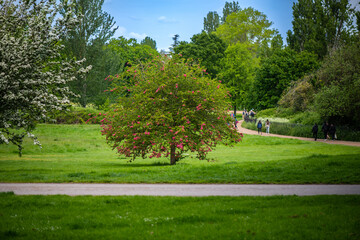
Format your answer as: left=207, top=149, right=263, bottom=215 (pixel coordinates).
left=174, top=0, right=360, bottom=128
left=3, top=0, right=358, bottom=130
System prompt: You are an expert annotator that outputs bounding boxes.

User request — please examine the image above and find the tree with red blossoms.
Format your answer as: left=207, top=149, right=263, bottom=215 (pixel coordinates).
left=100, top=54, right=242, bottom=165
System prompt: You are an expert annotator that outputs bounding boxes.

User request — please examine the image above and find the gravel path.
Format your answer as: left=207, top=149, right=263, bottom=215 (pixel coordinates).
left=237, top=120, right=360, bottom=147
left=1, top=183, right=360, bottom=196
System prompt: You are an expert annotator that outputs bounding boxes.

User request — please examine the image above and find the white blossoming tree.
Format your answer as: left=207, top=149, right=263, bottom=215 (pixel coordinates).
left=0, top=0, right=90, bottom=155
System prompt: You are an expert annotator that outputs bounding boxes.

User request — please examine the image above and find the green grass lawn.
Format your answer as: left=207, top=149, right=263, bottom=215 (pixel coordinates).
left=0, top=124, right=359, bottom=183
left=0, top=192, right=359, bottom=240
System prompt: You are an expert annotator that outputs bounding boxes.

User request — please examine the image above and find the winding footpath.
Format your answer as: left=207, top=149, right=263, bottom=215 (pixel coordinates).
left=237, top=120, right=360, bottom=147
left=1, top=121, right=359, bottom=196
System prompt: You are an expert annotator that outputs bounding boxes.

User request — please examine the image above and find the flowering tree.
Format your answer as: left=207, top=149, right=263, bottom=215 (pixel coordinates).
left=100, top=54, right=242, bottom=165
left=0, top=0, right=90, bottom=155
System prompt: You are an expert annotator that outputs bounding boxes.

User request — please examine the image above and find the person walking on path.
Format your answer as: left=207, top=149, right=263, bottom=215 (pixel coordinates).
left=329, top=123, right=336, bottom=140
left=321, top=122, right=329, bottom=141
left=257, top=120, right=263, bottom=135
left=312, top=123, right=318, bottom=141
left=265, top=119, right=270, bottom=134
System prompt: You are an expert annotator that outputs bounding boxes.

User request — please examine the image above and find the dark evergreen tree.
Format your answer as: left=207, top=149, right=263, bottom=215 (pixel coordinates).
left=221, top=1, right=241, bottom=23
left=141, top=36, right=157, bottom=50
left=287, top=0, right=357, bottom=58
left=203, top=11, right=220, bottom=33
left=60, top=0, right=118, bottom=106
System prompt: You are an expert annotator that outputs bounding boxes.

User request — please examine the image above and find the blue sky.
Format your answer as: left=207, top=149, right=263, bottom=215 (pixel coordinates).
left=102, top=0, right=359, bottom=52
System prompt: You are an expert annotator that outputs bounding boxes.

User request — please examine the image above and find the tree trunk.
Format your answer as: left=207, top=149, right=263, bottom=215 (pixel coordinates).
left=170, top=144, right=176, bottom=165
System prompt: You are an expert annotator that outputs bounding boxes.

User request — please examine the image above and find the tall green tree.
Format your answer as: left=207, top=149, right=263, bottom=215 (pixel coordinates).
left=218, top=43, right=258, bottom=113
left=101, top=37, right=159, bottom=101
left=203, top=11, right=220, bottom=33
left=140, top=36, right=157, bottom=50
left=60, top=0, right=117, bottom=106
left=287, top=0, right=358, bottom=58
left=169, top=34, right=180, bottom=52
left=173, top=32, right=226, bottom=78
left=215, top=7, right=276, bottom=114
left=216, top=7, right=275, bottom=47
left=221, top=1, right=241, bottom=23
left=252, top=48, right=319, bottom=110
left=313, top=42, right=360, bottom=127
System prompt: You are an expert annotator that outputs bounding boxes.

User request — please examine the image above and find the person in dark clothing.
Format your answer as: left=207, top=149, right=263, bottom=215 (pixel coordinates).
left=312, top=123, right=318, bottom=141
left=328, top=124, right=336, bottom=140
left=321, top=122, right=329, bottom=141
left=257, top=120, right=262, bottom=135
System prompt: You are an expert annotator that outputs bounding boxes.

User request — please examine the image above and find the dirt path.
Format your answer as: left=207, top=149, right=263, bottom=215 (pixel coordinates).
left=1, top=183, right=360, bottom=196
left=237, top=120, right=360, bottom=147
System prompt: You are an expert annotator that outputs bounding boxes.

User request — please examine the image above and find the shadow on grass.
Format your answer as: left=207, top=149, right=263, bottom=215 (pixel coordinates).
left=101, top=161, right=172, bottom=168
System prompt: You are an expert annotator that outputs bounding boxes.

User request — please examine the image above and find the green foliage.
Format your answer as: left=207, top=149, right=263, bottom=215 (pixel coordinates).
left=221, top=1, right=241, bottom=23
left=313, top=42, right=360, bottom=127
left=173, top=32, right=226, bottom=78
left=60, top=0, right=118, bottom=106
left=216, top=7, right=275, bottom=47
left=279, top=41, right=360, bottom=128
left=140, top=36, right=157, bottom=50
left=242, top=121, right=313, bottom=138
left=253, top=49, right=319, bottom=110
left=255, top=108, right=277, bottom=118
left=219, top=43, right=258, bottom=108
left=278, top=76, right=316, bottom=112
left=203, top=11, right=220, bottom=33
left=289, top=111, right=322, bottom=126
left=287, top=0, right=358, bottom=58
left=100, top=55, right=241, bottom=164
left=47, top=105, right=101, bottom=124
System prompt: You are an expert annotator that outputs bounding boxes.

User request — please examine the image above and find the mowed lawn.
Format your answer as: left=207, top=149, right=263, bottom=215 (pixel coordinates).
left=0, top=192, right=359, bottom=240
left=0, top=124, right=359, bottom=183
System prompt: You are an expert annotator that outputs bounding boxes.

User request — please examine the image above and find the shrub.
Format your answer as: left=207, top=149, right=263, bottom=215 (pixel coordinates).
left=256, top=108, right=277, bottom=118
left=289, top=111, right=322, bottom=125
left=47, top=105, right=101, bottom=124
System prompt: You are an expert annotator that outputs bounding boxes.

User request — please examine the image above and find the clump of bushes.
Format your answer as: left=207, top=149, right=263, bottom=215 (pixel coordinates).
left=47, top=104, right=103, bottom=124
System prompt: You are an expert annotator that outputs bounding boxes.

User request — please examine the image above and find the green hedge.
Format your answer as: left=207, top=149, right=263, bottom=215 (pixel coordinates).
left=242, top=121, right=360, bottom=142
left=47, top=106, right=102, bottom=124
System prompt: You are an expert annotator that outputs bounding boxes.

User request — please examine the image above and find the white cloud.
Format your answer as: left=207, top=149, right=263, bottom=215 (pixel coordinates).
left=117, top=26, right=127, bottom=35
left=129, top=32, right=147, bottom=41
left=112, top=26, right=147, bottom=42
left=113, top=26, right=127, bottom=38
left=158, top=16, right=177, bottom=23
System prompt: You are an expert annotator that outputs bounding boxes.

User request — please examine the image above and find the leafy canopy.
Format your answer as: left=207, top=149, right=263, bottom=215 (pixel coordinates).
left=100, top=54, right=242, bottom=164
left=173, top=32, right=226, bottom=78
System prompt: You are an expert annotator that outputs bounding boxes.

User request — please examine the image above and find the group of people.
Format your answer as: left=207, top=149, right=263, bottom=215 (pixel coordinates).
left=312, top=122, right=336, bottom=141
left=243, top=109, right=256, bottom=118
left=257, top=119, right=271, bottom=135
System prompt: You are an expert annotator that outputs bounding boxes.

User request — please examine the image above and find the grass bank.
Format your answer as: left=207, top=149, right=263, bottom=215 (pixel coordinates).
left=0, top=124, right=359, bottom=183
left=1, top=192, right=359, bottom=240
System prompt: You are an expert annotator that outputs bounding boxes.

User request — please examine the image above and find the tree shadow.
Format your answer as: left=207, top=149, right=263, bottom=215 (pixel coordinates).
left=102, top=161, right=172, bottom=168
